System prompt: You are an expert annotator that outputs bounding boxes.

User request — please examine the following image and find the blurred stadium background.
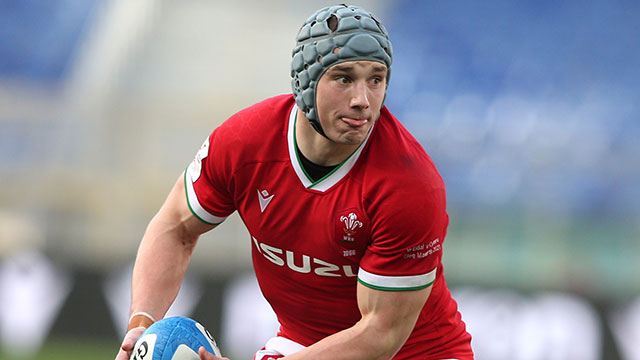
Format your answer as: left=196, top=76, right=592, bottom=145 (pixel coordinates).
left=0, top=0, right=638, bottom=359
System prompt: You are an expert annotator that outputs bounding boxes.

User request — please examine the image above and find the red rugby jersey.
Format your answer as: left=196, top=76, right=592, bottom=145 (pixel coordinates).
left=185, top=95, right=472, bottom=359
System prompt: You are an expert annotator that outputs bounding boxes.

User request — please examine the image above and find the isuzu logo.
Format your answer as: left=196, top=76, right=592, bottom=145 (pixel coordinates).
left=252, top=236, right=357, bottom=277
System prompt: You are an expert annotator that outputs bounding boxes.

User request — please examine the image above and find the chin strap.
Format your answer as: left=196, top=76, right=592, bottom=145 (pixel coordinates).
left=308, top=117, right=329, bottom=139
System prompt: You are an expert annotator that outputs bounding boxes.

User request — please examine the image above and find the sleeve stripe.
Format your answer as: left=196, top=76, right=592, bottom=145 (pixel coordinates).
left=184, top=169, right=227, bottom=225
left=357, top=267, right=437, bottom=291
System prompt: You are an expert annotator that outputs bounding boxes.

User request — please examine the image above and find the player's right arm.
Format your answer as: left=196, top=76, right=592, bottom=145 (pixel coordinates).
left=115, top=172, right=217, bottom=360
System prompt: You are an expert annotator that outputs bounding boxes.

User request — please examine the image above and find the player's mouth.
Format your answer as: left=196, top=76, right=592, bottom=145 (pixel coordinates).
left=340, top=116, right=368, bottom=127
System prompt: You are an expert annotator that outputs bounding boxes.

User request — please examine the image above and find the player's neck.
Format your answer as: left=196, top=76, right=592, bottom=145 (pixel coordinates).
left=295, top=109, right=361, bottom=167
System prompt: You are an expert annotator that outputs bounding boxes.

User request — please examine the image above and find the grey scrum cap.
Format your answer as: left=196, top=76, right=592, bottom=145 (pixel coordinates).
left=290, top=4, right=393, bottom=137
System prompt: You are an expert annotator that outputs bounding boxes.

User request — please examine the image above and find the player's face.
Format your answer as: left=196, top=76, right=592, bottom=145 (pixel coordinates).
left=315, top=61, right=387, bottom=146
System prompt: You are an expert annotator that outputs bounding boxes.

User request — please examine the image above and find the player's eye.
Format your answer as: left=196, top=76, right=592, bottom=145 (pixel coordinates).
left=336, top=76, right=350, bottom=84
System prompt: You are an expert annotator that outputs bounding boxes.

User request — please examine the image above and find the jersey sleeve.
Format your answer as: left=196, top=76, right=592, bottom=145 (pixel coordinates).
left=184, top=129, right=236, bottom=225
left=358, top=187, right=448, bottom=291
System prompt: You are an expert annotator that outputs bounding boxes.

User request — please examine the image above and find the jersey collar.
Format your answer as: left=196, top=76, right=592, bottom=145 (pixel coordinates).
left=287, top=104, right=374, bottom=192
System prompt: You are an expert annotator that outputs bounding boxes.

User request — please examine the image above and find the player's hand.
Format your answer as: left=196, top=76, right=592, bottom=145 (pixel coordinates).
left=198, top=346, right=231, bottom=360
left=115, top=326, right=146, bottom=360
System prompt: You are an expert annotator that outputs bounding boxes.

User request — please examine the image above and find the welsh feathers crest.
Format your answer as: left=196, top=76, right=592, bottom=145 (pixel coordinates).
left=340, top=212, right=363, bottom=242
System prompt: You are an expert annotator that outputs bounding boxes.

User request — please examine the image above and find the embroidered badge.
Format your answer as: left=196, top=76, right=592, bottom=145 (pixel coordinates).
left=340, top=212, right=362, bottom=242
left=335, top=208, right=367, bottom=247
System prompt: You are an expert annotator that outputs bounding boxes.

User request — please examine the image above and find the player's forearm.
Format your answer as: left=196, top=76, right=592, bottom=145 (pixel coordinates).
left=282, top=283, right=429, bottom=360
left=129, top=213, right=199, bottom=328
left=282, top=316, right=409, bottom=360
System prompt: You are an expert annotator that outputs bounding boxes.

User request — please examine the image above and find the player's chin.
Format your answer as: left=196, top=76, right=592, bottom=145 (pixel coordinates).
left=342, top=129, right=368, bottom=144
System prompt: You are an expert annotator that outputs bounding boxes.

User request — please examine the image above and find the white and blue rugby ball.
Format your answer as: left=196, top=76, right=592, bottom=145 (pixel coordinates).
left=129, top=316, right=222, bottom=360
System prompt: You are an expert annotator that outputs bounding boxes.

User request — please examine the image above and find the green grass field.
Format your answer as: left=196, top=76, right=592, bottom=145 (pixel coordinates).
left=0, top=338, right=118, bottom=360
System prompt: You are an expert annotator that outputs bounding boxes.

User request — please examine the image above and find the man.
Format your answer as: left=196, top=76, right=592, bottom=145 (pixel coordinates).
left=116, top=4, right=473, bottom=360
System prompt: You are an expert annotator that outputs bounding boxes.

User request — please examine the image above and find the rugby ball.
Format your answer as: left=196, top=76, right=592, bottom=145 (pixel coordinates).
left=129, top=316, right=222, bottom=360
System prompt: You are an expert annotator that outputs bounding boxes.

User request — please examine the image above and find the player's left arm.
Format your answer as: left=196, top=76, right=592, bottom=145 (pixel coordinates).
left=197, top=282, right=431, bottom=360
left=284, top=281, right=432, bottom=360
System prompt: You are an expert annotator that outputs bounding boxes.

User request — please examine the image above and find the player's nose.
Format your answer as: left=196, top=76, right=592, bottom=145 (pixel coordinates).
left=349, top=81, right=370, bottom=109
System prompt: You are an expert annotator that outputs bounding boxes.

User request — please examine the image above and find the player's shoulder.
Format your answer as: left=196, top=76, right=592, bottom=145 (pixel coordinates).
left=208, top=94, right=294, bottom=152
left=364, top=107, right=445, bottom=192
left=202, top=94, right=293, bottom=170
left=357, top=108, right=447, bottom=220
left=233, top=94, right=295, bottom=120
left=355, top=109, right=447, bottom=232
left=217, top=94, right=294, bottom=137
